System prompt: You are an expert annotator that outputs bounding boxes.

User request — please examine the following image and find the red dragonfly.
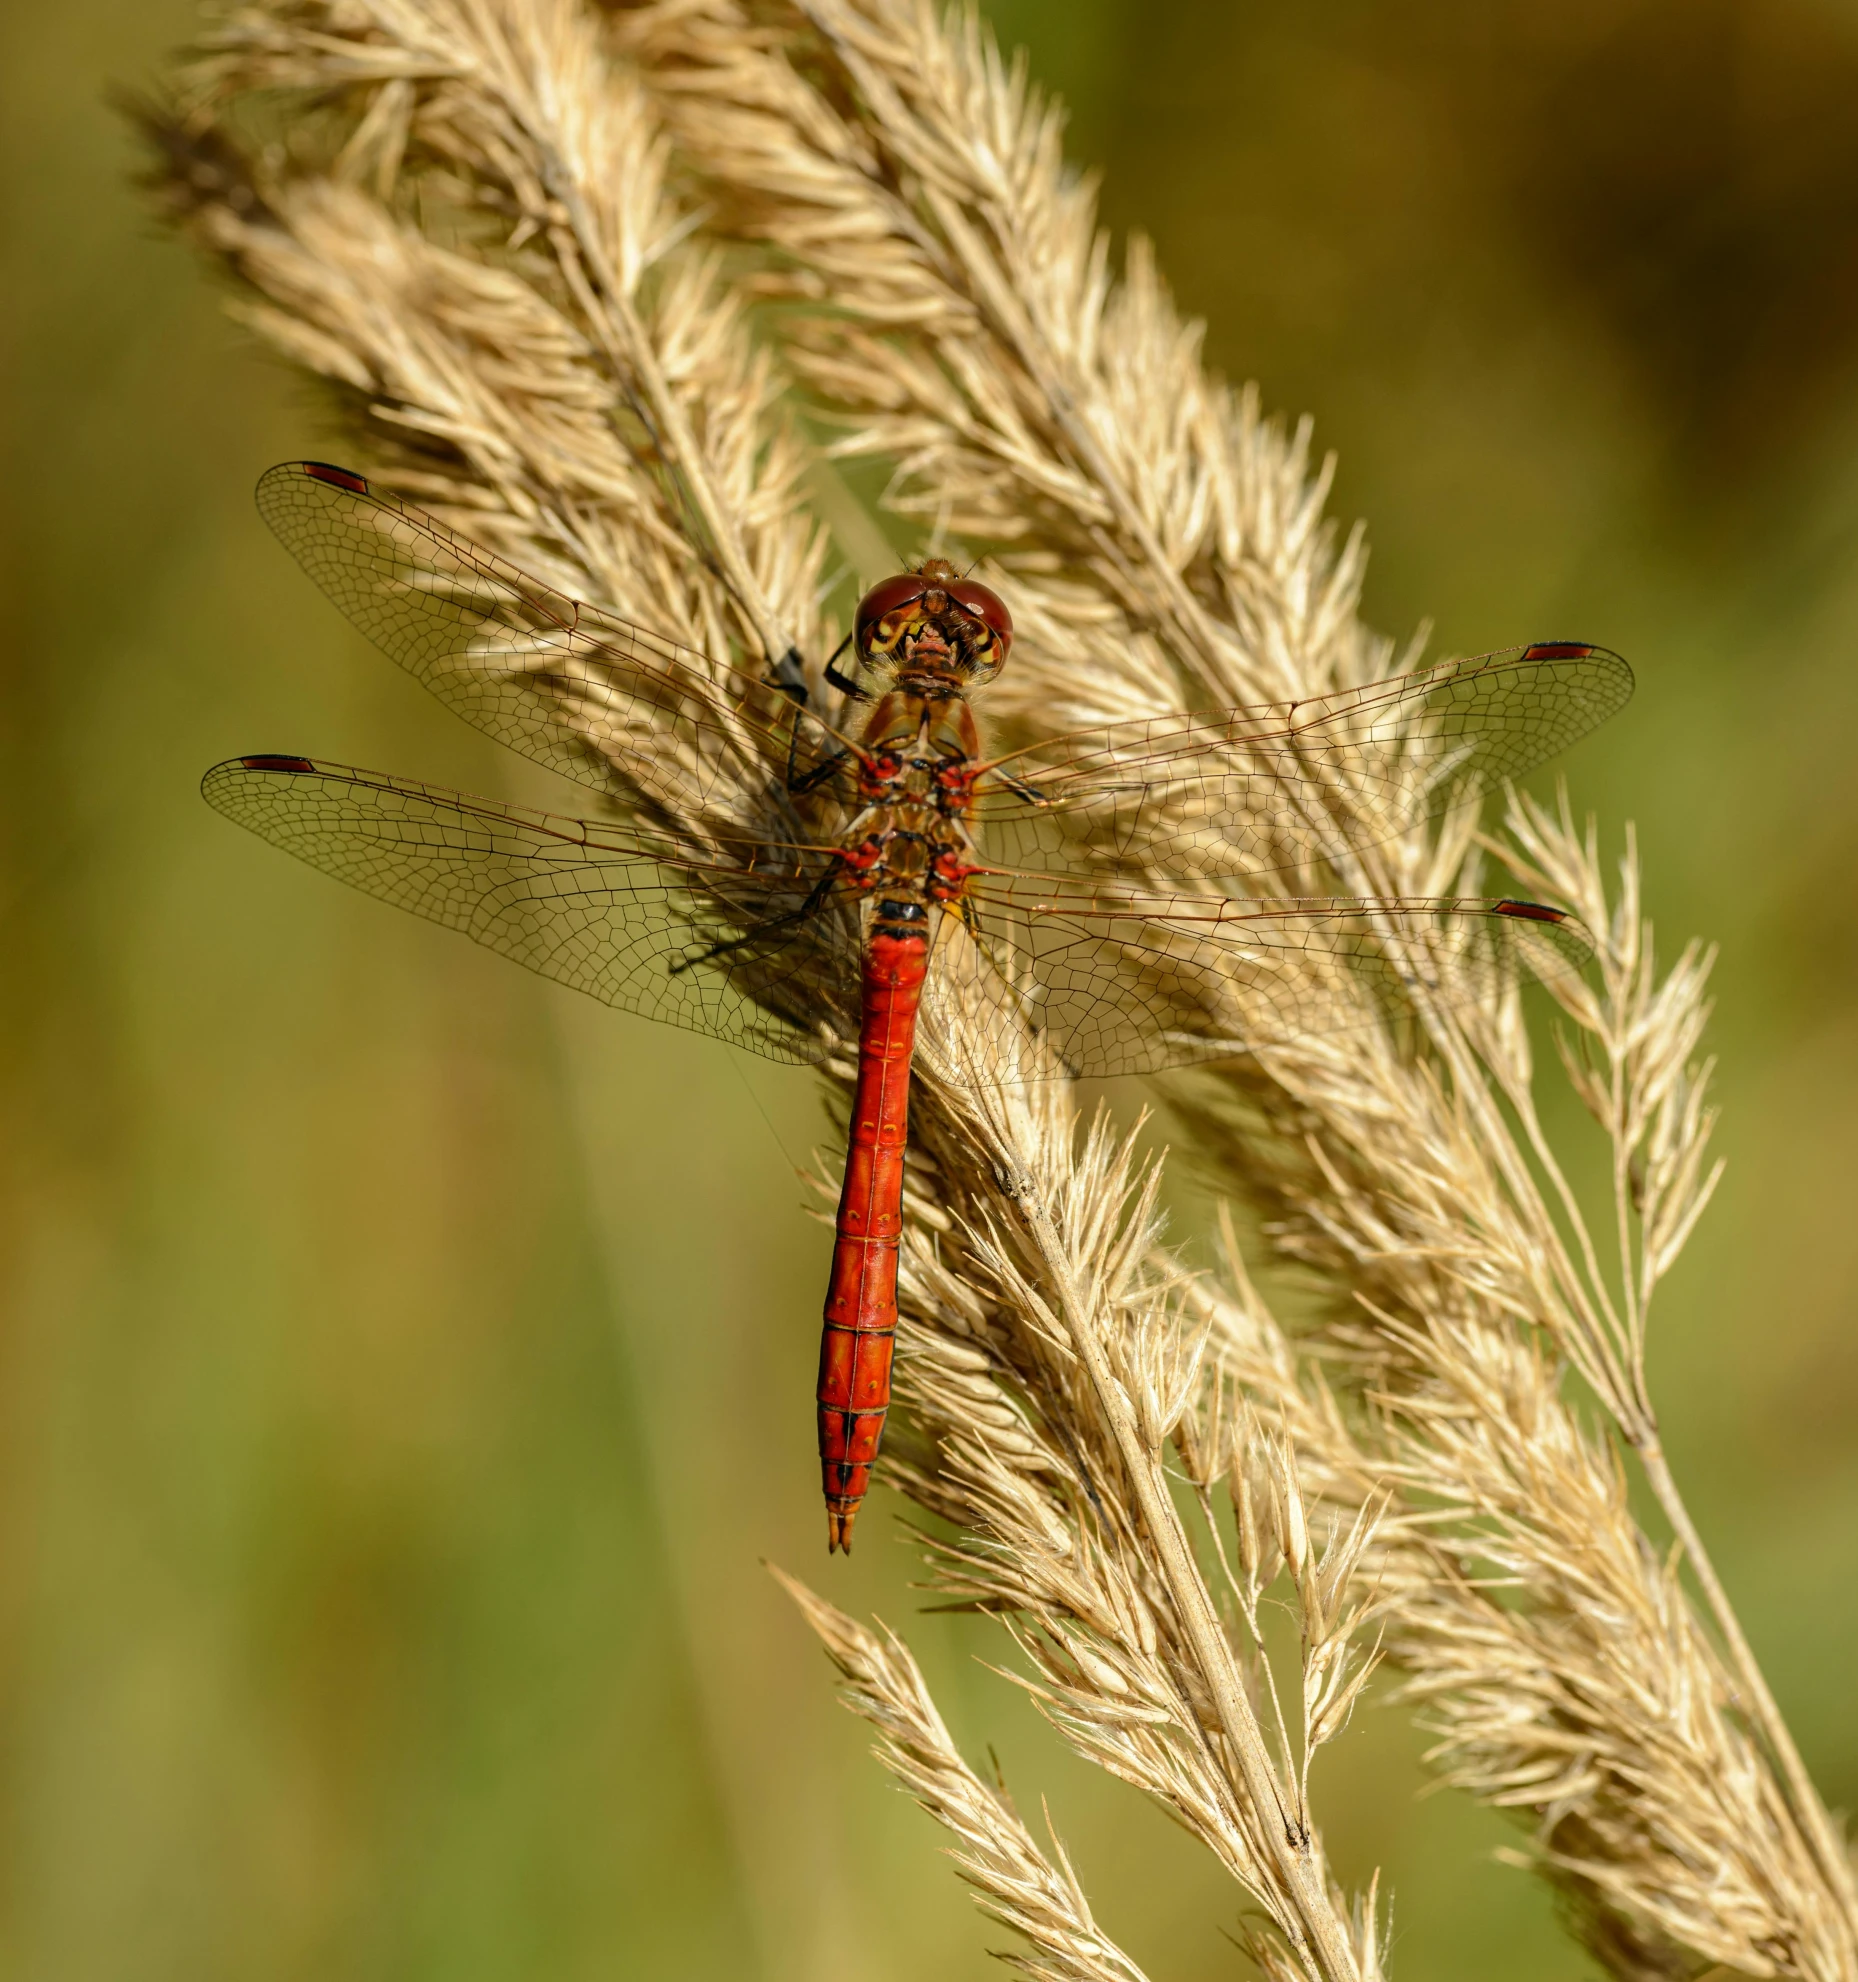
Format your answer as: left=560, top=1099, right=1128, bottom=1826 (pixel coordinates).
left=207, top=461, right=1631, bottom=1551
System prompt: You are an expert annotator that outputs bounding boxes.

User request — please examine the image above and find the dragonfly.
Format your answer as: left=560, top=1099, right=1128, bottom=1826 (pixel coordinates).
left=206, top=461, right=1632, bottom=1551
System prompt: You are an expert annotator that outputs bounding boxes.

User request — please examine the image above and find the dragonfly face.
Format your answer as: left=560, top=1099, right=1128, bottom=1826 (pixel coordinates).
left=854, top=558, right=1013, bottom=692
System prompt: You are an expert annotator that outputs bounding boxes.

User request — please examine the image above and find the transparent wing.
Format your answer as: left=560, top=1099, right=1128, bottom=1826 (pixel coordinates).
left=256, top=462, right=833, bottom=815
left=932, top=875, right=1592, bottom=1080
left=202, top=754, right=860, bottom=1064
left=972, top=643, right=1632, bottom=880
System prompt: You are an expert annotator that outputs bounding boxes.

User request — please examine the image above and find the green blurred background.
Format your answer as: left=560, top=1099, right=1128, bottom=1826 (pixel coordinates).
left=5, top=2, right=1857, bottom=1976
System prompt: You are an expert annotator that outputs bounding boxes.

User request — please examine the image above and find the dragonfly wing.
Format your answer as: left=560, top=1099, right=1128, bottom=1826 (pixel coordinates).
left=256, top=463, right=832, bottom=815
left=204, top=755, right=859, bottom=1064
left=931, top=879, right=1592, bottom=1080
left=971, top=643, right=1632, bottom=881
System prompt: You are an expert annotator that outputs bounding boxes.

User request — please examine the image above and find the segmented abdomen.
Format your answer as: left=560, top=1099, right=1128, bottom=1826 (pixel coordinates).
left=817, top=925, right=928, bottom=1552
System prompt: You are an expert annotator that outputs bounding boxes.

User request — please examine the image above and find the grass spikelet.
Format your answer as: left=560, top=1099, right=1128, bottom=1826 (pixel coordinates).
left=771, top=1567, right=1158, bottom=1982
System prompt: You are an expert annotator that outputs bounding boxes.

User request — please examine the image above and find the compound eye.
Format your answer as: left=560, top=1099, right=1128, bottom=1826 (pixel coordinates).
left=854, top=572, right=928, bottom=656
left=948, top=577, right=1013, bottom=656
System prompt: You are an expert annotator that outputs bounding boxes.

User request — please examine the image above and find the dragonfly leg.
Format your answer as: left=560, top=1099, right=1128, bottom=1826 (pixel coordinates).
left=990, top=767, right=1051, bottom=805
left=788, top=745, right=855, bottom=797
left=822, top=628, right=872, bottom=703
left=669, top=861, right=844, bottom=975
left=782, top=698, right=822, bottom=790
left=782, top=638, right=867, bottom=790
left=768, top=644, right=811, bottom=706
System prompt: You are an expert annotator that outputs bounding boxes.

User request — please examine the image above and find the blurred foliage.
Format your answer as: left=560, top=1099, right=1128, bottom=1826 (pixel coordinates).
left=3, top=1, right=1856, bottom=1978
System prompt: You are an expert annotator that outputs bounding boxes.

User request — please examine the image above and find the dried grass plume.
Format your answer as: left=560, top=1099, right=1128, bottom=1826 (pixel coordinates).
left=137, top=3, right=1856, bottom=1978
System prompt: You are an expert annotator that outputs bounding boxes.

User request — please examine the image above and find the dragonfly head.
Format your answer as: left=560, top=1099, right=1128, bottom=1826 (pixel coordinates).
left=854, top=559, right=1013, bottom=691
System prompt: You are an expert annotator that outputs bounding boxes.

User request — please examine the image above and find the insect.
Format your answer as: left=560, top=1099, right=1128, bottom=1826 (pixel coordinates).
left=206, top=461, right=1632, bottom=1551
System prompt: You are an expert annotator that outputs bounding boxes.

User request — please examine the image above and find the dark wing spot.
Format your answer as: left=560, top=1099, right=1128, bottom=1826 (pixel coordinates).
left=1521, top=641, right=1596, bottom=662
left=240, top=754, right=317, bottom=774
left=1493, top=898, right=1568, bottom=923
left=301, top=462, right=369, bottom=494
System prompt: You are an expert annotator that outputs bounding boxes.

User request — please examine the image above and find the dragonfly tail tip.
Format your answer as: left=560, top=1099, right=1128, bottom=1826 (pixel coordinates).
left=826, top=1505, right=858, bottom=1554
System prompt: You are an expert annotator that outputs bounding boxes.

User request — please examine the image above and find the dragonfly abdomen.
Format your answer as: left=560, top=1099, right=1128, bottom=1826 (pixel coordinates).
left=817, top=908, right=929, bottom=1553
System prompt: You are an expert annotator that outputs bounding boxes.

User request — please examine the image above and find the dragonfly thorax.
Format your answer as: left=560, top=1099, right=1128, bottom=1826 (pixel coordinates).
left=861, top=693, right=985, bottom=784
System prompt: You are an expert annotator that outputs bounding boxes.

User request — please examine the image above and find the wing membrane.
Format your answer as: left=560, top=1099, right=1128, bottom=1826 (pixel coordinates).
left=203, top=754, right=858, bottom=1063
left=931, top=876, right=1592, bottom=1080
left=256, top=463, right=831, bottom=816
left=260, top=464, right=1627, bottom=889
left=973, top=643, right=1632, bottom=881
left=204, top=756, right=1589, bottom=1081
